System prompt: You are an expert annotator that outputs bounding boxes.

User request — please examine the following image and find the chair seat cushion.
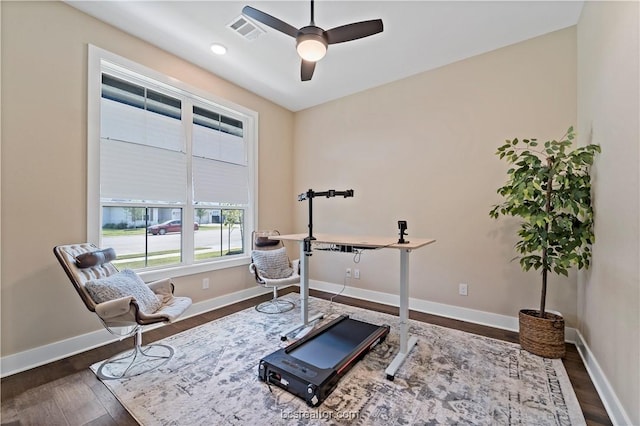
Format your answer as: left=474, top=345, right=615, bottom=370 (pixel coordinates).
left=252, top=247, right=293, bottom=279
left=85, top=269, right=162, bottom=314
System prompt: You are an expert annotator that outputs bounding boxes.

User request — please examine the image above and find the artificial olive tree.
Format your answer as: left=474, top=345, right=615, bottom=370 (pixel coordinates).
left=490, top=127, right=601, bottom=318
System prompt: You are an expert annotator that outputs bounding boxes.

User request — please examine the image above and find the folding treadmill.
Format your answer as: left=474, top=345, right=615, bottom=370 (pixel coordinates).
left=258, top=315, right=390, bottom=407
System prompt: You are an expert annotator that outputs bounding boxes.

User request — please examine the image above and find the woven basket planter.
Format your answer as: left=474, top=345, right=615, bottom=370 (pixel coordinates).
left=518, top=309, right=566, bottom=358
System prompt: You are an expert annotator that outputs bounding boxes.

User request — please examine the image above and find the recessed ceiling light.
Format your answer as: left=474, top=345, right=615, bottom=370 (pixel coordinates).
left=210, top=43, right=227, bottom=55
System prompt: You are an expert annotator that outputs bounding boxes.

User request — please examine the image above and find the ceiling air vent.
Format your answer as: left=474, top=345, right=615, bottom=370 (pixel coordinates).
left=227, top=15, right=265, bottom=41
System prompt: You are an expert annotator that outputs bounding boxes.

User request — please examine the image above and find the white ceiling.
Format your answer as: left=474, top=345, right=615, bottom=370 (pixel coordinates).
left=67, top=1, right=584, bottom=112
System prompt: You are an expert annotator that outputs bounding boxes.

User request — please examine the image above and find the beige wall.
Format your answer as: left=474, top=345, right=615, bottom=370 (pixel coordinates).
left=293, top=28, right=578, bottom=323
left=0, top=1, right=294, bottom=356
left=2, top=2, right=638, bottom=422
left=577, top=2, right=640, bottom=424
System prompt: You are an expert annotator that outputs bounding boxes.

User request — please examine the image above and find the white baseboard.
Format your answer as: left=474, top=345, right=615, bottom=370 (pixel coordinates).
left=574, top=331, right=633, bottom=426
left=308, top=279, right=577, bottom=342
left=0, top=286, right=272, bottom=378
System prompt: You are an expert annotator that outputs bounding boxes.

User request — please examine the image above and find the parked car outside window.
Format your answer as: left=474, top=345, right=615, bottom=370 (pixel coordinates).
left=147, top=220, right=199, bottom=235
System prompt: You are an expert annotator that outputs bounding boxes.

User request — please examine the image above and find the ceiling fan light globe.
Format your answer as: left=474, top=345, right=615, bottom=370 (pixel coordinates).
left=210, top=43, right=227, bottom=55
left=297, top=37, right=327, bottom=62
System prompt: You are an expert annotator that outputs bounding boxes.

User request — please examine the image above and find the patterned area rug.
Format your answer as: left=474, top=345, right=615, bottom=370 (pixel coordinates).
left=92, top=294, right=585, bottom=425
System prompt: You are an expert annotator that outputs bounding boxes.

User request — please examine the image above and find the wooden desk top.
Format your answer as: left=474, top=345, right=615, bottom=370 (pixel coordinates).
left=271, top=233, right=436, bottom=250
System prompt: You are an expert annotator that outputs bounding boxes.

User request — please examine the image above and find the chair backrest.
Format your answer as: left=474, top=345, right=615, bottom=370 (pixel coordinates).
left=53, top=243, right=119, bottom=312
left=252, top=230, right=283, bottom=251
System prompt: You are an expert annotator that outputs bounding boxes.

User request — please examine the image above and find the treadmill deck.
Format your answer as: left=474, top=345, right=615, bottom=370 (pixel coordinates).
left=258, top=315, right=390, bottom=406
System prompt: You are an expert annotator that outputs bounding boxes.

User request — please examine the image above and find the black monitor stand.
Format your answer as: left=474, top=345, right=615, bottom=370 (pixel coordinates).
left=298, top=188, right=354, bottom=255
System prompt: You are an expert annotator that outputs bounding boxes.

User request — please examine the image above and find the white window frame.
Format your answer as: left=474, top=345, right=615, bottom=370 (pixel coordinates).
left=87, top=45, right=258, bottom=281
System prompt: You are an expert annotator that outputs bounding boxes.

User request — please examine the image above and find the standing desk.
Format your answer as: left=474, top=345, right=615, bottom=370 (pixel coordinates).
left=271, top=233, right=435, bottom=380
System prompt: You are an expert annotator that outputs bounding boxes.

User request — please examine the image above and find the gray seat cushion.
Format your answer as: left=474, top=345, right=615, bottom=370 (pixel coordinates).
left=252, top=247, right=294, bottom=279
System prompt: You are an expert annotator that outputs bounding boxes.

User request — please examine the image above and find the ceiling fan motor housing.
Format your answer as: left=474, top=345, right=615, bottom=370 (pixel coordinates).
left=296, top=26, right=328, bottom=62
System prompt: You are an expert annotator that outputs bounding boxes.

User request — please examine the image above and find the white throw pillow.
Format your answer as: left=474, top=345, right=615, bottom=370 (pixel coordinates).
left=252, top=247, right=294, bottom=279
left=85, top=269, right=162, bottom=314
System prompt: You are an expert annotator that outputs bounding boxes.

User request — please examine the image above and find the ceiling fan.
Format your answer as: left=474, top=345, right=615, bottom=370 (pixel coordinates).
left=242, top=0, right=383, bottom=81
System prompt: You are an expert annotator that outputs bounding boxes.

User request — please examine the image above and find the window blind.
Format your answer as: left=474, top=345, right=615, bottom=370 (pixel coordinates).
left=192, top=156, right=248, bottom=206
left=100, top=139, right=187, bottom=203
left=99, top=77, right=187, bottom=203
left=100, top=72, right=250, bottom=207
left=101, top=98, right=183, bottom=152
left=192, top=106, right=248, bottom=206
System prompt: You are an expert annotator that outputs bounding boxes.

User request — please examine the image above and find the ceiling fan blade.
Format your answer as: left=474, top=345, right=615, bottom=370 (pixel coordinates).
left=325, top=19, right=383, bottom=44
left=242, top=6, right=299, bottom=38
left=301, top=60, right=316, bottom=81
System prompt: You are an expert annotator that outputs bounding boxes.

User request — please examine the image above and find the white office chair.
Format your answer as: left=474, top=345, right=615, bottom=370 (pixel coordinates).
left=249, top=230, right=298, bottom=314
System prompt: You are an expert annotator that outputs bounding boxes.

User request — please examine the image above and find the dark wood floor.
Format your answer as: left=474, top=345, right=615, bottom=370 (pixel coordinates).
left=1, top=288, right=612, bottom=425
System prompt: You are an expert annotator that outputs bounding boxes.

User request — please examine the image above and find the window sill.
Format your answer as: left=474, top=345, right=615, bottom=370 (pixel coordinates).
left=138, top=255, right=251, bottom=282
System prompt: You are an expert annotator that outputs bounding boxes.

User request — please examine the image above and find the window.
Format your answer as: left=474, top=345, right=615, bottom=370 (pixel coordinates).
left=88, top=46, right=257, bottom=279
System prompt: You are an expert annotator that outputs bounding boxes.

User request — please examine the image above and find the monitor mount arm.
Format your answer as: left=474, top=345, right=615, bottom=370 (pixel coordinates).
left=298, top=189, right=354, bottom=255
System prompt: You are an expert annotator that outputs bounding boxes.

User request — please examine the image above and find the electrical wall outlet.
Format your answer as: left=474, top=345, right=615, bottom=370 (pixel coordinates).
left=345, top=268, right=352, bottom=278
left=459, top=283, right=468, bottom=296
left=354, top=269, right=360, bottom=279
left=202, top=278, right=210, bottom=290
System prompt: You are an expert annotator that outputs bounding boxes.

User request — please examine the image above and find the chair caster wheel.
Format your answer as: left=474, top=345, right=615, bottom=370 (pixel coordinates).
left=386, top=374, right=395, bottom=381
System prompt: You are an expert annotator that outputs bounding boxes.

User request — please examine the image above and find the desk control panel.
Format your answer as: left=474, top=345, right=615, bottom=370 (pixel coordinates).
left=315, top=244, right=377, bottom=253
left=313, top=243, right=381, bottom=253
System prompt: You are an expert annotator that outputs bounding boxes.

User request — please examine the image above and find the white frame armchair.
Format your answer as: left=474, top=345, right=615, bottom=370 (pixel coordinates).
left=54, top=243, right=192, bottom=380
